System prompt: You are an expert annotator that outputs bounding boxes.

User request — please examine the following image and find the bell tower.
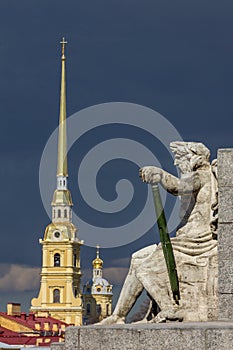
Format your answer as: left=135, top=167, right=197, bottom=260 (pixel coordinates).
left=31, top=38, right=83, bottom=326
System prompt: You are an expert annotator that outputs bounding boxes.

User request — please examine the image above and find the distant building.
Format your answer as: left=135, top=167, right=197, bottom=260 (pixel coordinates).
left=83, top=247, right=113, bottom=324
left=0, top=303, right=67, bottom=347
left=30, top=38, right=83, bottom=326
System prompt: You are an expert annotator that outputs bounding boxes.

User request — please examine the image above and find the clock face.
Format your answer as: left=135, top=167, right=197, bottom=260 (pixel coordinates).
left=54, top=231, right=61, bottom=238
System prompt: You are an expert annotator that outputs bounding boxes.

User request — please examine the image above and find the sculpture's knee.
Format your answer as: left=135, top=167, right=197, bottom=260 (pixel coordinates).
left=132, top=244, right=157, bottom=261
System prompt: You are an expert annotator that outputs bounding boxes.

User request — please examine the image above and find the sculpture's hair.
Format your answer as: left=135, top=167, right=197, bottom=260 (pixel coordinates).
left=170, top=141, right=210, bottom=170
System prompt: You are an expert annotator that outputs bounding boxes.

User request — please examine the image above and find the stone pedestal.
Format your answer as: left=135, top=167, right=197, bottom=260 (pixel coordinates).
left=51, top=322, right=233, bottom=350
left=218, top=149, right=233, bottom=320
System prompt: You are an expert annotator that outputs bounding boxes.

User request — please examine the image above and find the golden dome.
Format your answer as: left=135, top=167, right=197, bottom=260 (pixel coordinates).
left=92, top=246, right=103, bottom=269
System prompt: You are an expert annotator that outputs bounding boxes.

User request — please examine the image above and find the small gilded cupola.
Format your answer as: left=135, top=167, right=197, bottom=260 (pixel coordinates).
left=92, top=245, right=103, bottom=278
left=83, top=246, right=113, bottom=324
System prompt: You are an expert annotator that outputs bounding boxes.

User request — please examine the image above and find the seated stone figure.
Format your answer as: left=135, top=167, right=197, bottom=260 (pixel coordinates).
left=100, top=141, right=218, bottom=324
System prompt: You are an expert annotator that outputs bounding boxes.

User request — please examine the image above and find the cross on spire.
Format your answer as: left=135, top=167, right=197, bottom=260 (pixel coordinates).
left=60, top=37, right=68, bottom=59
left=96, top=245, right=100, bottom=258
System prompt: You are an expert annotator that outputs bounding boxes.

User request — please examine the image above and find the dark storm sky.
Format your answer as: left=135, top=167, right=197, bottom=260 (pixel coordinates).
left=0, top=0, right=233, bottom=309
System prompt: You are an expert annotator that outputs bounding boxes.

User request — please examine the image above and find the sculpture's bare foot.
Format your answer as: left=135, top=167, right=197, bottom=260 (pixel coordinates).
left=96, top=314, right=125, bottom=325
left=131, top=317, right=148, bottom=325
left=149, top=309, right=183, bottom=323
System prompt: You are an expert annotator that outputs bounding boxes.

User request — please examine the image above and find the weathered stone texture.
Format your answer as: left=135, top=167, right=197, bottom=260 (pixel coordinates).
left=218, top=224, right=233, bottom=256
left=205, top=328, right=233, bottom=350
left=218, top=188, right=233, bottom=223
left=217, top=149, right=233, bottom=187
left=64, top=326, right=80, bottom=350
left=51, top=343, right=64, bottom=350
left=218, top=293, right=233, bottom=321
left=80, top=327, right=139, bottom=350
left=53, top=323, right=233, bottom=350
left=138, top=327, right=205, bottom=350
left=218, top=149, right=233, bottom=321
left=218, top=225, right=233, bottom=294
left=218, top=260, right=233, bottom=294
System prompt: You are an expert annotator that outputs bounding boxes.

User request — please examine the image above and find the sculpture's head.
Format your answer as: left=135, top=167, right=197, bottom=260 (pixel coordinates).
left=170, top=142, right=210, bottom=174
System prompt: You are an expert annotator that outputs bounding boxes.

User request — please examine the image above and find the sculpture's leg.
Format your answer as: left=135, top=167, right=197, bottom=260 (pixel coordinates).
left=113, top=272, right=144, bottom=318
left=135, top=247, right=183, bottom=323
left=140, top=274, right=182, bottom=322
left=98, top=269, right=143, bottom=325
left=97, top=245, right=157, bottom=325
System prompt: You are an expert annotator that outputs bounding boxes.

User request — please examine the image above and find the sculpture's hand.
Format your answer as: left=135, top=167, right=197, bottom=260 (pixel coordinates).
left=139, top=166, right=162, bottom=184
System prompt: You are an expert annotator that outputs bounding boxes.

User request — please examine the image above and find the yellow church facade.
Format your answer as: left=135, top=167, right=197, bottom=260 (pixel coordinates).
left=31, top=38, right=83, bottom=326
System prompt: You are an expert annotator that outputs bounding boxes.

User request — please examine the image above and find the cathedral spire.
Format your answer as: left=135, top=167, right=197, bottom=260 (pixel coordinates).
left=57, top=37, right=68, bottom=180
left=31, top=38, right=83, bottom=326
left=52, top=37, right=72, bottom=207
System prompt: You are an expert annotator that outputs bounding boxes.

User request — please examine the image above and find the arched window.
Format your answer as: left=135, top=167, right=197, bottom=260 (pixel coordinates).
left=73, top=253, right=77, bottom=267
left=54, top=253, right=60, bottom=267
left=58, top=209, right=61, bottom=218
left=53, top=289, right=60, bottom=303
left=64, top=209, right=67, bottom=218
left=86, top=303, right=91, bottom=315
left=96, top=304, right=101, bottom=315
left=106, top=304, right=110, bottom=316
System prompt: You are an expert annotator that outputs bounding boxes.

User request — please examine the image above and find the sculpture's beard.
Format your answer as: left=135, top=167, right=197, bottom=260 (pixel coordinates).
left=175, top=159, right=192, bottom=175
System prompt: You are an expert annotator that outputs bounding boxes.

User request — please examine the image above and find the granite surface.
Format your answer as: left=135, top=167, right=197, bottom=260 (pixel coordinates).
left=51, top=322, right=233, bottom=350
left=218, top=149, right=233, bottom=321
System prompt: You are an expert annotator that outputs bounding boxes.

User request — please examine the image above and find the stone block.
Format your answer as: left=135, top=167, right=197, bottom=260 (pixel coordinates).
left=218, top=294, right=233, bottom=321
left=138, top=327, right=205, bottom=350
left=218, top=188, right=233, bottom=223
left=79, top=326, right=139, bottom=350
left=218, top=224, right=233, bottom=294
left=217, top=149, right=233, bottom=187
left=59, top=323, right=233, bottom=350
left=64, top=326, right=80, bottom=350
left=206, top=328, right=233, bottom=350
left=51, top=343, right=65, bottom=350
left=218, top=258, right=233, bottom=294
left=218, top=224, right=233, bottom=254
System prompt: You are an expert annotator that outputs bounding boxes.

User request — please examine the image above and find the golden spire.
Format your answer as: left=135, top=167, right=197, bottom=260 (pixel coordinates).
left=57, top=37, right=68, bottom=177
left=92, top=245, right=103, bottom=269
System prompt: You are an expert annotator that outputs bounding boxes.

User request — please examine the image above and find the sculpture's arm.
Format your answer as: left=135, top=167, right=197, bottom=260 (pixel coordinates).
left=140, top=166, right=201, bottom=196
left=161, top=170, right=201, bottom=195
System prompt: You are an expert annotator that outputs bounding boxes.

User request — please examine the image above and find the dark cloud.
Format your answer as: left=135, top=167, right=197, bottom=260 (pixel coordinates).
left=0, top=264, right=40, bottom=292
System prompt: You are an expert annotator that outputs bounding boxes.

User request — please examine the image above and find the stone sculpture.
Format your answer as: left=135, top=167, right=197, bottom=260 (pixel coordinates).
left=100, top=142, right=218, bottom=324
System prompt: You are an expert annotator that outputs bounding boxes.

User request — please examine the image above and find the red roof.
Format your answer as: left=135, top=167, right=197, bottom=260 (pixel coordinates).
left=0, top=326, right=61, bottom=346
left=0, top=312, right=67, bottom=347
left=0, top=312, right=68, bottom=330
